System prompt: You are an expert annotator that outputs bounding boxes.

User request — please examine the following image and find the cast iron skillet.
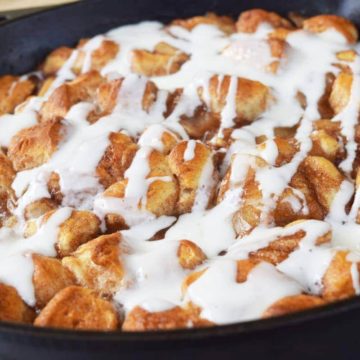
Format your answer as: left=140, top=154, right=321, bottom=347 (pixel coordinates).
left=0, top=0, right=360, bottom=359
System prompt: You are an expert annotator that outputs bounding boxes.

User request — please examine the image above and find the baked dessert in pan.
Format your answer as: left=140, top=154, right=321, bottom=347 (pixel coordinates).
left=0, top=8, right=359, bottom=331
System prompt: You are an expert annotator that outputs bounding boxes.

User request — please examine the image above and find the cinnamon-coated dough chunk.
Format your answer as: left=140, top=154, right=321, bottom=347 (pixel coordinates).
left=34, top=286, right=119, bottom=330
left=0, top=284, right=35, bottom=323
left=8, top=118, right=65, bottom=171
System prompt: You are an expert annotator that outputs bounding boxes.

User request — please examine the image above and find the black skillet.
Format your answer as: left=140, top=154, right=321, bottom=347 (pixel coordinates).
left=0, top=0, right=360, bottom=359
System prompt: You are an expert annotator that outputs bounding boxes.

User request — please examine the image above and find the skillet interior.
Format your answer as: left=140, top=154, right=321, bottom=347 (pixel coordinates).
left=1, top=0, right=360, bottom=358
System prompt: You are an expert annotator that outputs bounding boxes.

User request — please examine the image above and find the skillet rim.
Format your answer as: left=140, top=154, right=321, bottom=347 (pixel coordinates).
left=0, top=296, right=359, bottom=341
left=0, top=0, right=359, bottom=342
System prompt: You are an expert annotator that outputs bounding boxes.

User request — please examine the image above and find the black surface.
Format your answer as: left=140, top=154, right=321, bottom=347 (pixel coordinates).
left=0, top=0, right=360, bottom=358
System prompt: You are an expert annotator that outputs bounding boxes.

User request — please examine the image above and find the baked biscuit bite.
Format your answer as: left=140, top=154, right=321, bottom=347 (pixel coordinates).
left=32, top=254, right=76, bottom=308
left=201, top=75, right=271, bottom=130
left=132, top=42, right=189, bottom=77
left=275, top=156, right=345, bottom=225
left=0, top=151, right=16, bottom=226
left=171, top=12, right=235, bottom=34
left=144, top=153, right=179, bottom=216
left=8, top=117, right=65, bottom=171
left=179, top=106, right=220, bottom=140
left=310, top=126, right=344, bottom=163
left=168, top=140, right=218, bottom=214
left=87, top=78, right=123, bottom=123
left=41, top=38, right=119, bottom=77
left=24, top=209, right=101, bottom=257
left=263, top=294, right=325, bottom=318
left=138, top=124, right=180, bottom=155
left=96, top=132, right=138, bottom=189
left=322, top=251, right=360, bottom=302
left=0, top=75, right=37, bottom=115
left=41, top=46, right=73, bottom=76
left=72, top=38, right=119, bottom=74
left=62, top=233, right=124, bottom=296
left=218, top=154, right=268, bottom=236
left=89, top=77, right=160, bottom=123
left=0, top=284, right=35, bottom=323
left=236, top=9, right=293, bottom=34
left=303, top=15, right=358, bottom=44
left=39, top=70, right=104, bottom=122
left=329, top=70, right=353, bottom=115
left=123, top=303, right=212, bottom=331
left=177, top=240, right=207, bottom=270
left=24, top=198, right=58, bottom=221
left=298, top=156, right=344, bottom=213
left=99, top=146, right=179, bottom=229
left=34, top=286, right=119, bottom=330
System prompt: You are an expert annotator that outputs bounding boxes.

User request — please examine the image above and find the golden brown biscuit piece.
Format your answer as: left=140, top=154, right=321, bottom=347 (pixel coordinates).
left=72, top=39, right=119, bottom=75
left=300, top=156, right=344, bottom=212
left=179, top=106, right=220, bottom=140
left=217, top=155, right=267, bottom=236
left=168, top=140, right=217, bottom=214
left=0, top=283, right=35, bottom=323
left=249, top=222, right=330, bottom=266
left=24, top=198, right=58, bottom=221
left=249, top=230, right=306, bottom=265
left=96, top=132, right=138, bottom=189
left=122, top=303, right=212, bottom=331
left=37, top=77, right=55, bottom=97
left=274, top=186, right=320, bottom=226
left=236, top=9, right=293, bottom=33
left=0, top=75, right=36, bottom=115
left=132, top=42, right=189, bottom=77
left=263, top=294, right=325, bottom=318
left=155, top=128, right=180, bottom=155
left=336, top=49, right=357, bottom=62
left=25, top=210, right=101, bottom=257
left=56, top=210, right=101, bottom=257
left=177, top=240, right=207, bottom=270
left=33, top=254, right=76, bottom=308
left=47, top=171, right=63, bottom=204
left=310, top=129, right=343, bottom=163
left=8, top=117, right=65, bottom=171
left=62, top=233, right=124, bottom=296
left=145, top=149, right=179, bottom=216
left=231, top=176, right=263, bottom=237
left=34, top=286, right=119, bottom=330
left=303, top=15, right=358, bottom=44
left=103, top=148, right=179, bottom=218
left=0, top=151, right=16, bottom=226
left=276, top=155, right=344, bottom=225
left=171, top=12, right=235, bottom=34
left=317, top=73, right=336, bottom=119
left=89, top=79, right=158, bottom=123
left=322, top=250, right=358, bottom=302
left=41, top=46, right=73, bottom=75
left=265, top=38, right=289, bottom=73
left=90, top=78, right=123, bottom=121
left=257, top=137, right=298, bottom=166
left=205, top=75, right=270, bottom=127
left=236, top=259, right=261, bottom=283
left=329, top=70, right=353, bottom=115
left=104, top=213, right=129, bottom=233
left=40, top=70, right=104, bottom=122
